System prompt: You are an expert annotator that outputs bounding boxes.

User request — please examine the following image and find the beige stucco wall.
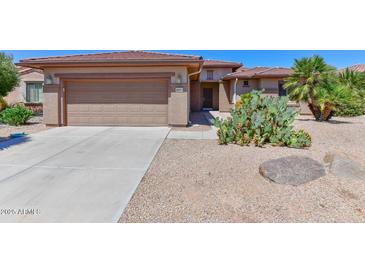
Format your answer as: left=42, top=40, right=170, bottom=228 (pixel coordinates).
left=43, top=84, right=59, bottom=125
left=219, top=81, right=232, bottom=112
left=43, top=66, right=189, bottom=126
left=168, top=84, right=189, bottom=126
left=4, top=71, right=44, bottom=105
left=199, top=68, right=233, bottom=82
left=233, top=79, right=260, bottom=97
left=258, top=78, right=285, bottom=94
left=229, top=78, right=285, bottom=102
left=45, top=66, right=188, bottom=85
left=258, top=78, right=280, bottom=89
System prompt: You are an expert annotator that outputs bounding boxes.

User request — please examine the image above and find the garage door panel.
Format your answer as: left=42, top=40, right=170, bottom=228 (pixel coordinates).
left=68, top=105, right=168, bottom=115
left=67, top=93, right=167, bottom=104
left=67, top=116, right=168, bottom=126
left=66, top=79, right=168, bottom=126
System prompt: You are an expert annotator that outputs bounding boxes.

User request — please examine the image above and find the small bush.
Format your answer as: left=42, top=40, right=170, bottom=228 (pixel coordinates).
left=333, top=96, right=365, bottom=117
left=286, top=129, right=312, bottom=149
left=0, top=104, right=33, bottom=126
left=0, top=96, right=8, bottom=111
left=213, top=91, right=311, bottom=148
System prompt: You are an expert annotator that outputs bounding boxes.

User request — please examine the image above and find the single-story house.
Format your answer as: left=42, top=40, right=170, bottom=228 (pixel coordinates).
left=18, top=51, right=298, bottom=127
left=5, top=66, right=44, bottom=111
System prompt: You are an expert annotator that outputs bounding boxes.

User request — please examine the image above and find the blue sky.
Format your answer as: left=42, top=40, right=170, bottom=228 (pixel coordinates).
left=3, top=50, right=365, bottom=69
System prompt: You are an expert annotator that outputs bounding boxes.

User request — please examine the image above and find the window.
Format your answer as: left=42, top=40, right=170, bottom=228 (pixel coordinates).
left=243, top=80, right=249, bottom=87
left=26, top=82, right=43, bottom=103
left=207, top=70, right=214, bottom=80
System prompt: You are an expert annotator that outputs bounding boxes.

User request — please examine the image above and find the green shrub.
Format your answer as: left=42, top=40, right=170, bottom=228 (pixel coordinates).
left=0, top=96, right=8, bottom=111
left=213, top=91, right=311, bottom=148
left=286, top=129, right=312, bottom=149
left=334, top=100, right=364, bottom=117
left=0, top=104, right=33, bottom=126
left=333, top=94, right=365, bottom=117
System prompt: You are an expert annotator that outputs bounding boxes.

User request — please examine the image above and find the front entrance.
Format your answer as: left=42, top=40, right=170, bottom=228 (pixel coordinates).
left=190, top=82, right=219, bottom=111
left=203, top=88, right=213, bottom=109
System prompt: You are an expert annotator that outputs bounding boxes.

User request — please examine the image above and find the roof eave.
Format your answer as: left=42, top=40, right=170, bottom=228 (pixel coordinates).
left=203, top=64, right=242, bottom=69
left=223, top=74, right=290, bottom=80
left=16, top=59, right=204, bottom=69
left=223, top=75, right=250, bottom=80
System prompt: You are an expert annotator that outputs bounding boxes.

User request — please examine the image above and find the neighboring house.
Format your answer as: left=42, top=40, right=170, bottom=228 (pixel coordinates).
left=4, top=66, right=44, bottom=108
left=17, top=51, right=298, bottom=127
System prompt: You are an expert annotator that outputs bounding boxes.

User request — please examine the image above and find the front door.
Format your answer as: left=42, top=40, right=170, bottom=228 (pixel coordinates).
left=278, top=80, right=287, bottom=96
left=203, top=88, right=213, bottom=109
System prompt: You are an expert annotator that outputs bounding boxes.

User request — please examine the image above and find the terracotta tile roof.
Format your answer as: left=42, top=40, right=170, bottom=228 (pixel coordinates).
left=19, top=51, right=203, bottom=64
left=16, top=65, right=32, bottom=73
left=235, top=66, right=249, bottom=71
left=223, top=67, right=292, bottom=80
left=342, top=64, right=365, bottom=73
left=16, top=65, right=43, bottom=75
left=203, top=59, right=242, bottom=68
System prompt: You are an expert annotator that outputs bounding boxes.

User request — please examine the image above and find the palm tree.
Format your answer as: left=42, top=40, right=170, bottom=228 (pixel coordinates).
left=316, top=84, right=353, bottom=120
left=338, top=68, right=365, bottom=90
left=284, top=55, right=336, bottom=121
left=337, top=68, right=365, bottom=117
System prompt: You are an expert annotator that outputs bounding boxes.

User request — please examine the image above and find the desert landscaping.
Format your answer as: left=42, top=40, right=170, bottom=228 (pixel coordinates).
left=121, top=115, right=365, bottom=223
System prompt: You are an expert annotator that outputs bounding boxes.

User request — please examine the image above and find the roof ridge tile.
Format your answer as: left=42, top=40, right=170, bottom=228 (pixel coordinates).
left=21, top=50, right=203, bottom=63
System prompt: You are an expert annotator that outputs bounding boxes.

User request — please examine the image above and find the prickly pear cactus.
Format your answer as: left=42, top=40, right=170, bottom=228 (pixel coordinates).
left=213, top=90, right=311, bottom=148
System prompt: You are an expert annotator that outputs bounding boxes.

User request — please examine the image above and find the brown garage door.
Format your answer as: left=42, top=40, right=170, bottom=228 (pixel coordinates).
left=66, top=79, right=168, bottom=126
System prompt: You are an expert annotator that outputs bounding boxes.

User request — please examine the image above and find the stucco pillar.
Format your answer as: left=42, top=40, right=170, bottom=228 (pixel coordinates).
left=219, top=80, right=233, bottom=112
left=168, top=83, right=189, bottom=126
left=43, top=84, right=60, bottom=126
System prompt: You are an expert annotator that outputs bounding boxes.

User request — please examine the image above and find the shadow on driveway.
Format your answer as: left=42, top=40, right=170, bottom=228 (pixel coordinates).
left=0, top=136, right=31, bottom=150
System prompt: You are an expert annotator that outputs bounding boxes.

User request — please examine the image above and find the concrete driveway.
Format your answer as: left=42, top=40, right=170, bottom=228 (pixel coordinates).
left=0, top=126, right=170, bottom=223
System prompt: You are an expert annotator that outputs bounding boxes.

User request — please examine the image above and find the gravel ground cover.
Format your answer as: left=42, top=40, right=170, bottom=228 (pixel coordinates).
left=0, top=115, right=47, bottom=138
left=120, top=115, right=365, bottom=223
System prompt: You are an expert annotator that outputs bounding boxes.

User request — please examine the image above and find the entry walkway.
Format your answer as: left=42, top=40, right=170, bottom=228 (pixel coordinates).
left=168, top=111, right=218, bottom=140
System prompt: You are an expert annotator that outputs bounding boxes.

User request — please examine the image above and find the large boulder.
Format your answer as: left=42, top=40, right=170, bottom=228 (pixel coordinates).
left=259, top=156, right=326, bottom=186
left=324, top=152, right=365, bottom=181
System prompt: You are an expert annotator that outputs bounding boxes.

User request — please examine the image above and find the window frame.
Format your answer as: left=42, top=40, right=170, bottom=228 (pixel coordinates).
left=206, top=70, right=214, bottom=80
left=25, top=82, right=43, bottom=103
left=243, top=80, right=250, bottom=87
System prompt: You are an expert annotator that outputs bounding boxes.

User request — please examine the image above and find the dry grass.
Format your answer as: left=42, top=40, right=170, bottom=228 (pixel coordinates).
left=120, top=115, right=365, bottom=223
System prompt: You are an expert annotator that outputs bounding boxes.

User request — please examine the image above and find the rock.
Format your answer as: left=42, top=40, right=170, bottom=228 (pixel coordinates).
left=27, top=115, right=43, bottom=124
left=259, top=156, right=326, bottom=186
left=324, top=152, right=365, bottom=181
